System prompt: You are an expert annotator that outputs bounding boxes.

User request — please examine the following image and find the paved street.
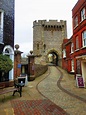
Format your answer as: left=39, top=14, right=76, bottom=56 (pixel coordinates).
left=0, top=66, right=86, bottom=115
left=38, top=66, right=86, bottom=115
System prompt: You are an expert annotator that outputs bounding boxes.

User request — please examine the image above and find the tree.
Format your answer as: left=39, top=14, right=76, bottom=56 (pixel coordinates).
left=0, top=54, right=13, bottom=75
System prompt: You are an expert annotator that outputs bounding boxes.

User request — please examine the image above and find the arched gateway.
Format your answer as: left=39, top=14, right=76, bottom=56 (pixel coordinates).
left=33, top=20, right=67, bottom=67
left=47, top=50, right=58, bottom=66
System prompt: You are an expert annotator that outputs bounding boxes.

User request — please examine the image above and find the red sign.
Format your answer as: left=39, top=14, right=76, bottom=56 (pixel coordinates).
left=76, top=76, right=85, bottom=88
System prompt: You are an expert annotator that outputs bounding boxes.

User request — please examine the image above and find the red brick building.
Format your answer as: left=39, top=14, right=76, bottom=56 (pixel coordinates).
left=62, top=0, right=86, bottom=85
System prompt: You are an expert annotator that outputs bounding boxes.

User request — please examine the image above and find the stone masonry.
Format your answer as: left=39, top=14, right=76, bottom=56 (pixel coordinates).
left=33, top=20, right=67, bottom=67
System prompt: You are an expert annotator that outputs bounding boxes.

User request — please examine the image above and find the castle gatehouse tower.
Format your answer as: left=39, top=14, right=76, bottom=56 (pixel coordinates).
left=33, top=20, right=67, bottom=67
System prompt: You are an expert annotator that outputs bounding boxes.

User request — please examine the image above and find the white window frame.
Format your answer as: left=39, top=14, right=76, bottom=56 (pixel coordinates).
left=82, top=31, right=86, bottom=47
left=71, top=60, right=74, bottom=72
left=71, top=42, right=74, bottom=53
left=63, top=49, right=66, bottom=58
left=81, top=7, right=85, bottom=22
left=0, top=9, right=4, bottom=43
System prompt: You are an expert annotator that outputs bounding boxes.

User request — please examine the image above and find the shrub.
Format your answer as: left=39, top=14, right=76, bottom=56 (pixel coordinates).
left=0, top=54, right=13, bottom=73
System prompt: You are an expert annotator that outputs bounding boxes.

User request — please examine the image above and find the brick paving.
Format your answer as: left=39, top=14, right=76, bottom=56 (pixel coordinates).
left=11, top=99, right=68, bottom=115
left=0, top=66, right=86, bottom=115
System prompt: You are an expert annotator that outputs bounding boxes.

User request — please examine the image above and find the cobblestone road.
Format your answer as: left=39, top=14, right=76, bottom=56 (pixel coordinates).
left=38, top=66, right=86, bottom=115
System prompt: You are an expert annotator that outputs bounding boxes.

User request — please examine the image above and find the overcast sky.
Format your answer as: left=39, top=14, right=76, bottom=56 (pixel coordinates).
left=15, top=0, right=78, bottom=55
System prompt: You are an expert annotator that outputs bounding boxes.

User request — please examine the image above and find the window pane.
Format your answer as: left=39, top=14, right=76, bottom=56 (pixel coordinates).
left=76, top=36, right=79, bottom=49
left=82, top=31, right=86, bottom=46
left=84, top=39, right=86, bottom=46
left=71, top=43, right=74, bottom=53
left=81, top=8, right=85, bottom=21
left=74, top=16, right=78, bottom=27
left=84, top=31, right=86, bottom=38
left=71, top=60, right=74, bottom=72
left=76, top=60, right=81, bottom=74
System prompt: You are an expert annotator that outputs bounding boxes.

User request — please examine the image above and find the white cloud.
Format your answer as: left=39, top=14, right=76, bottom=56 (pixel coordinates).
left=15, top=0, right=78, bottom=53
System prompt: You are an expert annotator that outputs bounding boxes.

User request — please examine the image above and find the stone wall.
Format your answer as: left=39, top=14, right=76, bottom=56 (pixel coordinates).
left=34, top=64, right=48, bottom=78
left=33, top=20, right=67, bottom=67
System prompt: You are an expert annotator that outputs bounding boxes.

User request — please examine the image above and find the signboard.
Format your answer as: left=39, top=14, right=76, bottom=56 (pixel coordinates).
left=76, top=76, right=85, bottom=88
left=18, top=64, right=21, bottom=68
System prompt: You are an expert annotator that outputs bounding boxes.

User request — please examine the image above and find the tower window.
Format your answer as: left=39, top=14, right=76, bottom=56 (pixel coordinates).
left=43, top=44, right=46, bottom=50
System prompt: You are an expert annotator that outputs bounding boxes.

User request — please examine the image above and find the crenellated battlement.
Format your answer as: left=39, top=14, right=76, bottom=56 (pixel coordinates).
left=33, top=20, right=66, bottom=27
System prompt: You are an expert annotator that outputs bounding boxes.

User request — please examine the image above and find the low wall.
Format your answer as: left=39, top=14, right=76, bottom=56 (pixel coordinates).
left=34, top=64, right=48, bottom=78
left=0, top=80, right=14, bottom=88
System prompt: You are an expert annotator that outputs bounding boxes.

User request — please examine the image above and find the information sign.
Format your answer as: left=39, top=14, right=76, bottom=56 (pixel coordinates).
left=18, top=64, right=21, bottom=68
left=76, top=76, right=85, bottom=88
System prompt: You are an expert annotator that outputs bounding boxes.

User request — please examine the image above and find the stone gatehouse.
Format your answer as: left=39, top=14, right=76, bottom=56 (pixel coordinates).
left=33, top=20, right=67, bottom=67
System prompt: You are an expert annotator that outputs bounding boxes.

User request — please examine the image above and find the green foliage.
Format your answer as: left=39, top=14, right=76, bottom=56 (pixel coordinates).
left=0, top=54, right=13, bottom=73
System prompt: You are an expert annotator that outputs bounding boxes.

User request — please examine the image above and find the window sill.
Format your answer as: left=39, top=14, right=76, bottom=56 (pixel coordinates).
left=70, top=71, right=75, bottom=74
left=63, top=56, right=66, bottom=59
left=74, top=25, right=78, bottom=29
left=75, top=49, right=79, bottom=52
left=74, top=19, right=86, bottom=29
left=81, top=46, right=86, bottom=49
left=70, top=52, right=74, bottom=54
left=80, top=18, right=86, bottom=24
left=70, top=70, right=75, bottom=73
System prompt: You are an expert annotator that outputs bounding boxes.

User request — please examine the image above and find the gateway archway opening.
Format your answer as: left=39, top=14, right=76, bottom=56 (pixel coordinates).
left=47, top=52, right=58, bottom=65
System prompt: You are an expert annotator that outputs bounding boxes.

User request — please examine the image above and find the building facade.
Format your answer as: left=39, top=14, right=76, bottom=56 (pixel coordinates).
left=33, top=20, right=67, bottom=67
left=0, top=0, right=14, bottom=83
left=62, top=0, right=86, bottom=86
